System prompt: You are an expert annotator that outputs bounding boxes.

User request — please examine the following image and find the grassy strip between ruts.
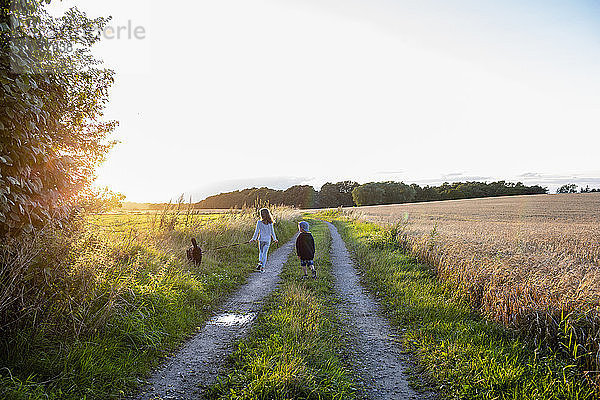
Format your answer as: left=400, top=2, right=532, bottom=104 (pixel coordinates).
left=0, top=211, right=298, bottom=400
left=205, top=219, right=357, bottom=400
left=316, top=212, right=595, bottom=400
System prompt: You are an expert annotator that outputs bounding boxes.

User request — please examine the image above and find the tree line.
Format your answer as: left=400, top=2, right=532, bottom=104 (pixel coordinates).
left=193, top=180, right=548, bottom=209
left=197, top=186, right=317, bottom=209
left=556, top=184, right=600, bottom=194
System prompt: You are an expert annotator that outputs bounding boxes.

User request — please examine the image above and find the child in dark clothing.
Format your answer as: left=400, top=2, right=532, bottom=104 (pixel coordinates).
left=296, top=221, right=316, bottom=278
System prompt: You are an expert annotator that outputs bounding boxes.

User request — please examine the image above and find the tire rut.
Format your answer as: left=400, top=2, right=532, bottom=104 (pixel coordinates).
left=133, top=236, right=296, bottom=400
left=327, top=222, right=426, bottom=400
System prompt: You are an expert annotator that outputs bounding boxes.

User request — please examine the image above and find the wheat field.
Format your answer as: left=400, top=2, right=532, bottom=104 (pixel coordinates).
left=341, top=193, right=600, bottom=370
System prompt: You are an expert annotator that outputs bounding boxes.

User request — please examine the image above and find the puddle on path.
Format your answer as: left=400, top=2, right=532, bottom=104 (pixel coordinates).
left=208, top=312, right=256, bottom=326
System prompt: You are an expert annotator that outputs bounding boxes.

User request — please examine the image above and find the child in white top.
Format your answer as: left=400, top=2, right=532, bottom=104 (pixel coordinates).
left=250, top=208, right=278, bottom=271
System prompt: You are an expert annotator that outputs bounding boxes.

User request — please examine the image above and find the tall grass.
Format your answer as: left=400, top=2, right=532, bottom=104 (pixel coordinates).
left=0, top=206, right=299, bottom=399
left=334, top=195, right=600, bottom=378
left=206, top=220, right=357, bottom=400
left=321, top=214, right=596, bottom=399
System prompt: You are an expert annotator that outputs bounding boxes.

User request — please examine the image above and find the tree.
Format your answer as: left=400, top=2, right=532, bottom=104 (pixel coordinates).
left=579, top=186, right=600, bottom=193
left=411, top=184, right=442, bottom=202
left=197, top=187, right=282, bottom=209
left=197, top=185, right=317, bottom=209
left=352, top=183, right=384, bottom=206
left=77, top=187, right=125, bottom=214
left=352, top=182, right=415, bottom=206
left=318, top=181, right=358, bottom=208
left=1, top=0, right=117, bottom=236
left=352, top=180, right=546, bottom=206
left=381, top=181, right=416, bottom=204
left=282, top=185, right=317, bottom=209
left=557, top=184, right=578, bottom=194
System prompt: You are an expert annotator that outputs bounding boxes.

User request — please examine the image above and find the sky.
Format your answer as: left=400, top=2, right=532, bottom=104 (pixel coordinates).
left=50, top=0, right=600, bottom=202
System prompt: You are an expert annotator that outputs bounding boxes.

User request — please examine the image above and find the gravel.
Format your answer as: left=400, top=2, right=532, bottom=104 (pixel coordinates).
left=133, top=222, right=434, bottom=400
left=132, top=237, right=296, bottom=400
left=327, top=222, right=430, bottom=400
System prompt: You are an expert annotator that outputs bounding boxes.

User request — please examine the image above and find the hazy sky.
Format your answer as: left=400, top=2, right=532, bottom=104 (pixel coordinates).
left=51, top=0, right=600, bottom=201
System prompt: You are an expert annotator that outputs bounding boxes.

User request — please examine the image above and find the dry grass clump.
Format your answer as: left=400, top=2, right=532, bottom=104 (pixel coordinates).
left=0, top=204, right=300, bottom=337
left=343, top=193, right=600, bottom=371
left=0, top=204, right=300, bottom=398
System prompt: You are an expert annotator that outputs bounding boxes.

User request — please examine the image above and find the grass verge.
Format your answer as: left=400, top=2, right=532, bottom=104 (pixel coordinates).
left=317, top=213, right=595, bottom=400
left=205, top=219, right=357, bottom=400
left=0, top=209, right=298, bottom=400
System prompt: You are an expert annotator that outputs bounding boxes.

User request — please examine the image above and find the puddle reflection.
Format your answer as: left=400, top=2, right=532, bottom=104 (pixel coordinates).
left=210, top=313, right=256, bottom=326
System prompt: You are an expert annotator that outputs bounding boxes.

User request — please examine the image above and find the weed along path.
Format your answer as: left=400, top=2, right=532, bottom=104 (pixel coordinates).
left=327, top=222, right=424, bottom=400
left=134, top=237, right=296, bottom=400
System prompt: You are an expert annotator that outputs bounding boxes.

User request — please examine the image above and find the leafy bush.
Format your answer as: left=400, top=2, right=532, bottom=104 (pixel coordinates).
left=1, top=0, right=116, bottom=237
left=0, top=208, right=299, bottom=399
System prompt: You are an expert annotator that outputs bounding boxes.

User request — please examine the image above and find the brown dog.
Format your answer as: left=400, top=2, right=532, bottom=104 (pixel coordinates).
left=186, top=238, right=203, bottom=265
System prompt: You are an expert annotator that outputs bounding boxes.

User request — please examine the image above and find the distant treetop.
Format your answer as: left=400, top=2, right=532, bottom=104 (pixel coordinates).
left=191, top=180, right=549, bottom=209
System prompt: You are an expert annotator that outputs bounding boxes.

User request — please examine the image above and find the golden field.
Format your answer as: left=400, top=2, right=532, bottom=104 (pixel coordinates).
left=342, top=193, right=600, bottom=369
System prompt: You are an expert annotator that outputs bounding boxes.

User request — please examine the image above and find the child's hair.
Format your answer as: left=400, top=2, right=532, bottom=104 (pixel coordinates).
left=259, top=208, right=273, bottom=224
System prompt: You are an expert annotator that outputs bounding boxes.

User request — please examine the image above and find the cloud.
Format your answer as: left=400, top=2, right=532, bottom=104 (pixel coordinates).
left=416, top=173, right=493, bottom=185
left=375, top=170, right=405, bottom=175
left=443, top=172, right=464, bottom=177
left=518, top=172, right=543, bottom=178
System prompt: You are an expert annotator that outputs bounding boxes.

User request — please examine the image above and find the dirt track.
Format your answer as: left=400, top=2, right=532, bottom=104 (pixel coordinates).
left=133, top=237, right=296, bottom=400
left=134, top=224, right=431, bottom=399
left=327, top=222, right=427, bottom=400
